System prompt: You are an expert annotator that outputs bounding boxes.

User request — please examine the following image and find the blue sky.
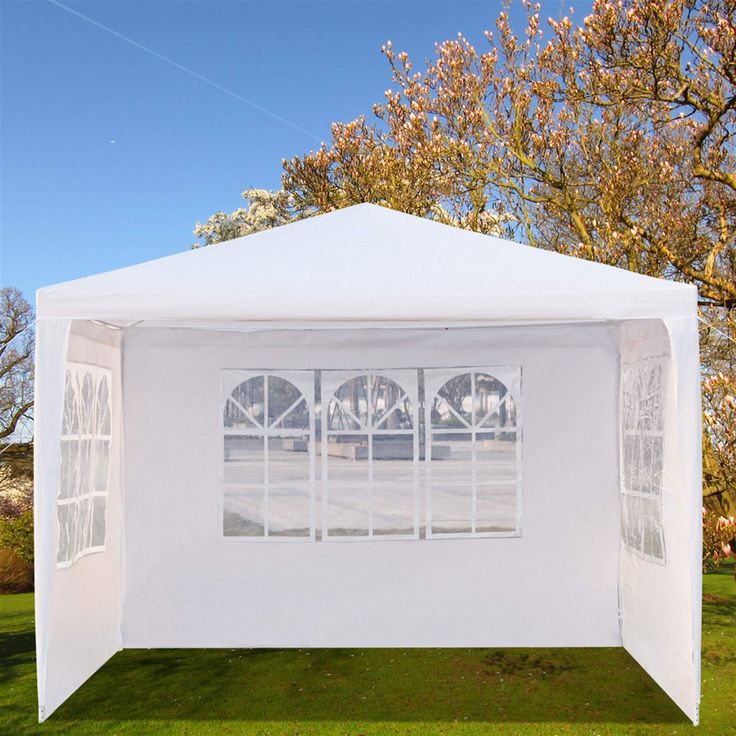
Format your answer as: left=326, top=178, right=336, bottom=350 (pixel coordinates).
left=1, top=0, right=578, bottom=302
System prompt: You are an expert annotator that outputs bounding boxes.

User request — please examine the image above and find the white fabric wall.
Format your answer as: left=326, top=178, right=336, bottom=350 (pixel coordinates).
left=618, top=318, right=702, bottom=724
left=35, top=320, right=124, bottom=721
left=122, top=324, right=621, bottom=648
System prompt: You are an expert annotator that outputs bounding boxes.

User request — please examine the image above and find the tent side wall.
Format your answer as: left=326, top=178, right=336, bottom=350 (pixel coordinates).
left=618, top=318, right=702, bottom=724
left=34, top=320, right=124, bottom=722
left=121, top=324, right=622, bottom=649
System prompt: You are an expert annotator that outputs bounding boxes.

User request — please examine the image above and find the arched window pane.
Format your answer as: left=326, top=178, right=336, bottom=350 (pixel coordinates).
left=427, top=369, right=520, bottom=539
left=223, top=373, right=314, bottom=540
left=228, top=376, right=264, bottom=428
left=323, top=372, right=418, bottom=540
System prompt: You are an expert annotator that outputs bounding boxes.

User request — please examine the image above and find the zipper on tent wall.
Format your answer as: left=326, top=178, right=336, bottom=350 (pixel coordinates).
left=615, top=346, right=625, bottom=644
left=117, top=326, right=128, bottom=653
left=314, top=370, right=322, bottom=542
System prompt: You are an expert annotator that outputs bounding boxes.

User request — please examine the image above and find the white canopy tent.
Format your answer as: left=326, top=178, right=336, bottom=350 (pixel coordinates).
left=34, top=203, right=702, bottom=723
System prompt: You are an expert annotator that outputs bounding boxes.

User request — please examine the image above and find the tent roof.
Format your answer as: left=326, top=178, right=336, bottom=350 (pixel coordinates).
left=37, top=203, right=695, bottom=323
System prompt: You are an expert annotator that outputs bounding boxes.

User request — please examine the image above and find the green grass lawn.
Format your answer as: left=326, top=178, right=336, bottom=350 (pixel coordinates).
left=1, top=566, right=734, bottom=735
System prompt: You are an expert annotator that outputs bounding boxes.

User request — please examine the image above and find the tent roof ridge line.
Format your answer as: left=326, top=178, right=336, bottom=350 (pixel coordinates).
left=37, top=203, right=691, bottom=294
left=35, top=204, right=697, bottom=323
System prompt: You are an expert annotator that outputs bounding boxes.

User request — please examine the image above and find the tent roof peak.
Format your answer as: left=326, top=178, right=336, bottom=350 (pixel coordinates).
left=37, top=203, right=695, bottom=323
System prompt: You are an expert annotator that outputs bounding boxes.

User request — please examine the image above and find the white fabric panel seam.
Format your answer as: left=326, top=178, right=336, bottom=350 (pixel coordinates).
left=118, top=330, right=128, bottom=656
left=34, top=319, right=71, bottom=723
left=665, top=316, right=702, bottom=725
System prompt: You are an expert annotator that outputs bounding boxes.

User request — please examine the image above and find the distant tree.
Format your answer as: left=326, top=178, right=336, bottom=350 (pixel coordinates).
left=0, top=288, right=34, bottom=442
left=0, top=288, right=34, bottom=580
left=193, top=186, right=511, bottom=245
left=193, top=188, right=296, bottom=246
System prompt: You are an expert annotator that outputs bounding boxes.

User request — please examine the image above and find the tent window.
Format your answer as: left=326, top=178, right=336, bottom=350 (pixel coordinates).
left=426, top=370, right=521, bottom=538
left=56, top=363, right=112, bottom=567
left=620, top=359, right=666, bottom=563
left=223, top=374, right=315, bottom=539
left=221, top=368, right=520, bottom=542
left=322, top=372, right=418, bottom=540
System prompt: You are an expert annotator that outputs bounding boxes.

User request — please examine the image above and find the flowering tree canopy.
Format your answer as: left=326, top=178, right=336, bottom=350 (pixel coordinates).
left=703, top=372, right=736, bottom=515
left=193, top=189, right=295, bottom=246
left=702, top=506, right=736, bottom=570
left=283, top=0, right=734, bottom=301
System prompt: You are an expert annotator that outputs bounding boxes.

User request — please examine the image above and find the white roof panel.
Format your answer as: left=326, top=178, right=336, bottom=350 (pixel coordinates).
left=37, top=203, right=695, bottom=322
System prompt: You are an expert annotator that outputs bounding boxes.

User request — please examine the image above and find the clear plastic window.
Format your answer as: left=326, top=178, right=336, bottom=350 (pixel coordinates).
left=56, top=364, right=112, bottom=567
left=620, top=359, right=666, bottom=563
left=426, top=370, right=521, bottom=538
left=322, top=372, right=418, bottom=541
left=223, top=373, right=314, bottom=539
left=221, top=367, right=520, bottom=543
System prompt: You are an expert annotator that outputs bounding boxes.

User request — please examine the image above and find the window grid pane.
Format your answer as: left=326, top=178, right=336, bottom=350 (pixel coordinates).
left=56, top=363, right=112, bottom=567
left=322, top=371, right=419, bottom=541
left=222, top=373, right=315, bottom=540
left=620, top=359, right=666, bottom=564
left=426, top=369, right=521, bottom=539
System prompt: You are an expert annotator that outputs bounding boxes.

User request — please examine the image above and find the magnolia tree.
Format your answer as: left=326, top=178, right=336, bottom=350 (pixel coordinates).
left=282, top=0, right=736, bottom=512
left=283, top=0, right=735, bottom=299
left=703, top=372, right=736, bottom=514
left=197, top=0, right=736, bottom=510
left=702, top=506, right=736, bottom=571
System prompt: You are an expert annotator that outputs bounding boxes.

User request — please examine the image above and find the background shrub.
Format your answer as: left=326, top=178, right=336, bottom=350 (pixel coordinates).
left=0, top=548, right=33, bottom=594
left=0, top=509, right=34, bottom=565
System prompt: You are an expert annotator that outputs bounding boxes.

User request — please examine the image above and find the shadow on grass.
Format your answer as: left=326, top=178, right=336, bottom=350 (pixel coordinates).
left=10, top=580, right=734, bottom=727
left=49, top=645, right=687, bottom=724
left=702, top=564, right=736, bottom=669
left=0, top=630, right=35, bottom=686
